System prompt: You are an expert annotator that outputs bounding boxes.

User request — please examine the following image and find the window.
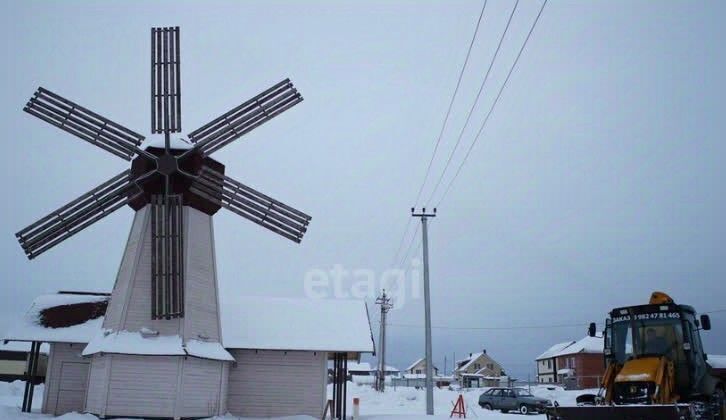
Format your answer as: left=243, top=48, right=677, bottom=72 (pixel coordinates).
left=547, top=360, right=551, bottom=369
left=416, top=369, right=422, bottom=374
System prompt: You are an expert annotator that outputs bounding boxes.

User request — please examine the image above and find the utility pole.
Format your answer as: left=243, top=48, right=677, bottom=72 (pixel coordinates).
left=411, top=207, right=436, bottom=415
left=375, top=290, right=393, bottom=392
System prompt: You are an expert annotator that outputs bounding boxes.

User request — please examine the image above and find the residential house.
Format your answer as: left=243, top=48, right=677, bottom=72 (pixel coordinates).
left=536, top=341, right=575, bottom=384
left=454, top=349, right=505, bottom=388
left=4, top=292, right=374, bottom=417
left=404, top=357, right=438, bottom=377
left=536, top=335, right=604, bottom=389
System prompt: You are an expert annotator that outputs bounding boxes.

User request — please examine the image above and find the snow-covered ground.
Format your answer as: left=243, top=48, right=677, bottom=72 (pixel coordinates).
left=0, top=379, right=594, bottom=420
left=333, top=383, right=595, bottom=419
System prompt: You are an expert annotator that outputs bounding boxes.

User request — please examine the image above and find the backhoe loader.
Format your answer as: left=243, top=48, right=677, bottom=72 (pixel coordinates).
left=547, top=292, right=725, bottom=420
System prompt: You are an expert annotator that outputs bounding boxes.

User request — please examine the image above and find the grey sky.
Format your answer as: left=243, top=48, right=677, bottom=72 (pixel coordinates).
left=1, top=1, right=724, bottom=380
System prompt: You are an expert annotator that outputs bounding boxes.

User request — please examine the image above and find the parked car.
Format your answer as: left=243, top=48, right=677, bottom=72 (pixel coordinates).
left=478, top=387, right=550, bottom=414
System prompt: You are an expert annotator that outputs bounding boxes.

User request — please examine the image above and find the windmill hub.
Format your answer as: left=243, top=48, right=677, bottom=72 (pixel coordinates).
left=156, top=152, right=178, bottom=175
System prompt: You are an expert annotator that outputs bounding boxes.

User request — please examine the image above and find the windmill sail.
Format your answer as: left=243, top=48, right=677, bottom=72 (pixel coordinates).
left=151, top=26, right=182, bottom=134
left=150, top=194, right=184, bottom=319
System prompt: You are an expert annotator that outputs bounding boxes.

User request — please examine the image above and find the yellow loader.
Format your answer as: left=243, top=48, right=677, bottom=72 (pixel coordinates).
left=547, top=292, right=725, bottom=420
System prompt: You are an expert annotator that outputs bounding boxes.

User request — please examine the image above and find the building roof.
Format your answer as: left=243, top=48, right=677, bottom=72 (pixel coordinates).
left=536, top=341, right=576, bottom=360
left=220, top=296, right=374, bottom=353
left=3, top=293, right=110, bottom=344
left=455, top=351, right=500, bottom=372
left=346, top=361, right=372, bottom=372
left=4, top=293, right=375, bottom=355
left=405, top=358, right=438, bottom=372
left=552, top=335, right=603, bottom=357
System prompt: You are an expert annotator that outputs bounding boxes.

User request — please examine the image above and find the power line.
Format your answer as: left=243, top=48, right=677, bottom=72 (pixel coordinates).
left=389, top=321, right=586, bottom=331
left=413, top=0, right=489, bottom=207
left=435, top=0, right=548, bottom=208
left=391, top=0, right=487, bottom=268
left=425, top=0, right=520, bottom=206
left=398, top=222, right=421, bottom=268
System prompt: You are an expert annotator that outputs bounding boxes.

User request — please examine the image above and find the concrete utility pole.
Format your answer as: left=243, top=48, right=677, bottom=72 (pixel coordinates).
left=411, top=207, right=436, bottom=415
left=375, top=290, right=393, bottom=392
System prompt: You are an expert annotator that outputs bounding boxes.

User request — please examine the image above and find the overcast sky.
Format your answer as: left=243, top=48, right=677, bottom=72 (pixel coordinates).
left=1, top=1, right=724, bottom=380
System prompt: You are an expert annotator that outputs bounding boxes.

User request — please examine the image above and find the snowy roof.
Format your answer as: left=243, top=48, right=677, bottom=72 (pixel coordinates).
left=5, top=294, right=374, bottom=355
left=405, top=358, right=438, bottom=372
left=553, top=336, right=603, bottom=357
left=347, top=362, right=372, bottom=372
left=536, top=341, right=576, bottom=360
left=708, top=354, right=726, bottom=369
left=454, top=352, right=500, bottom=372
left=83, top=330, right=234, bottom=361
left=0, top=341, right=49, bottom=355
left=220, top=296, right=374, bottom=353
left=2, top=293, right=109, bottom=344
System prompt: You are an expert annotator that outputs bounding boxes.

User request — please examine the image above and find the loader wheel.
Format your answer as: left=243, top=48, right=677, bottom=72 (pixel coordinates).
left=519, top=404, right=529, bottom=415
left=712, top=387, right=725, bottom=420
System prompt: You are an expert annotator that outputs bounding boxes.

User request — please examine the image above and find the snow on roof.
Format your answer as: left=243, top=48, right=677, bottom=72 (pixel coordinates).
left=708, top=354, right=726, bottom=369
left=220, top=296, right=374, bottom=353
left=0, top=341, right=49, bottom=355
left=405, top=358, right=424, bottom=371
left=455, top=352, right=499, bottom=372
left=3, top=293, right=109, bottom=344
left=83, top=330, right=234, bottom=361
left=347, top=362, right=372, bottom=372
left=5, top=294, right=374, bottom=354
left=553, top=336, right=603, bottom=357
left=536, top=341, right=576, bottom=360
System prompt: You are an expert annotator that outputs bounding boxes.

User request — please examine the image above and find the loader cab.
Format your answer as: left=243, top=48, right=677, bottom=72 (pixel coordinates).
left=603, top=302, right=710, bottom=397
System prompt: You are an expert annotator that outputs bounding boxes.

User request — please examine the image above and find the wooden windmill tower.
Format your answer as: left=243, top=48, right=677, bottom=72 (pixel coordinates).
left=16, top=27, right=310, bottom=418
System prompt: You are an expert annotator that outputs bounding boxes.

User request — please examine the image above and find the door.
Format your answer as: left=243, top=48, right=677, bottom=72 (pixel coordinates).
left=54, top=362, right=89, bottom=415
left=501, top=389, right=517, bottom=410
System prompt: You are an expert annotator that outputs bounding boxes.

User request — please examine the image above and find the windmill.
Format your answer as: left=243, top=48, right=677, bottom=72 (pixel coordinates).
left=16, top=27, right=310, bottom=418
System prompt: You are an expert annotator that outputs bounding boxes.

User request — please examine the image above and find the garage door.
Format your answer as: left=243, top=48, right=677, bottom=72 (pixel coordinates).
left=227, top=350, right=326, bottom=418
left=54, top=362, right=89, bottom=415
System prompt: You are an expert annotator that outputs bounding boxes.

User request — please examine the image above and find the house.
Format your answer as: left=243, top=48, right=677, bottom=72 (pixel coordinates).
left=3, top=292, right=374, bottom=418
left=378, top=365, right=400, bottom=378
left=404, top=357, right=438, bottom=376
left=454, top=349, right=504, bottom=387
left=536, top=341, right=575, bottom=384
left=0, top=341, right=49, bottom=383
left=536, top=335, right=604, bottom=389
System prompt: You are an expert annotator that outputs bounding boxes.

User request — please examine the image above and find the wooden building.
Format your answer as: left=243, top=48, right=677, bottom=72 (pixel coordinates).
left=4, top=292, right=374, bottom=417
left=454, top=350, right=504, bottom=387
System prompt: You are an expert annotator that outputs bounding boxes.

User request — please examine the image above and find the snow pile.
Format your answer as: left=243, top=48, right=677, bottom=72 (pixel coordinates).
left=0, top=380, right=44, bottom=416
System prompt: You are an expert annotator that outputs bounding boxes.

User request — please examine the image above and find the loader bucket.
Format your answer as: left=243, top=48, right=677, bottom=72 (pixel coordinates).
left=545, top=404, right=693, bottom=420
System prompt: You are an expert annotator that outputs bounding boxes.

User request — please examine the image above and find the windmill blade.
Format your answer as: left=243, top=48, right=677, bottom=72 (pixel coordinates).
left=24, top=88, right=145, bottom=160
left=189, top=167, right=311, bottom=243
left=150, top=195, right=184, bottom=319
left=15, top=170, right=142, bottom=259
left=187, top=79, right=303, bottom=156
left=151, top=27, right=182, bottom=134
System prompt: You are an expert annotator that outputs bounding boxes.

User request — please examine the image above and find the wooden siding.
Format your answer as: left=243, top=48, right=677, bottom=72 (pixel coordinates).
left=104, top=355, right=179, bottom=417
left=182, top=207, right=221, bottom=342
left=84, top=355, right=108, bottom=415
left=42, top=343, right=89, bottom=416
left=227, top=350, right=326, bottom=418
left=179, top=356, right=226, bottom=417
left=103, top=208, right=146, bottom=331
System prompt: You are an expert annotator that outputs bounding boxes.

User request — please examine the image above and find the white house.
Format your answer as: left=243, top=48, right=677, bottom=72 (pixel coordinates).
left=454, top=350, right=505, bottom=388
left=0, top=341, right=49, bottom=383
left=4, top=292, right=374, bottom=418
left=404, top=357, right=438, bottom=377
